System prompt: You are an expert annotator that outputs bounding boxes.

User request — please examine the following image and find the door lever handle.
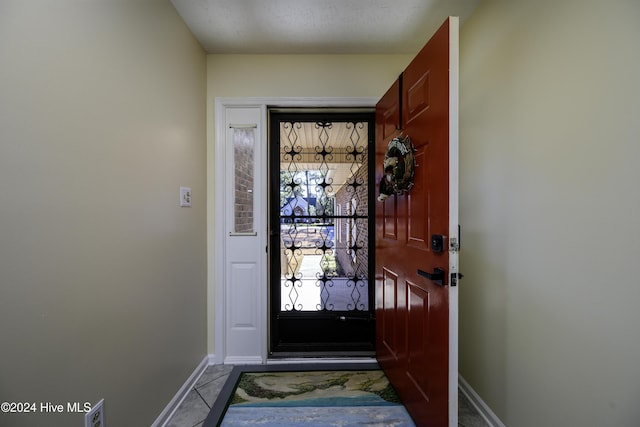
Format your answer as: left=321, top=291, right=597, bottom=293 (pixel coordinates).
left=417, top=268, right=446, bottom=286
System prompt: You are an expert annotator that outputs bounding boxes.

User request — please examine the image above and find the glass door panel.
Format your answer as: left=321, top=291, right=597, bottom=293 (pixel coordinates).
left=269, top=111, right=375, bottom=355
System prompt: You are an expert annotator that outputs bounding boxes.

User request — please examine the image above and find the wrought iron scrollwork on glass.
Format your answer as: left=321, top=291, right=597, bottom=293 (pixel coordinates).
left=279, top=120, right=369, bottom=312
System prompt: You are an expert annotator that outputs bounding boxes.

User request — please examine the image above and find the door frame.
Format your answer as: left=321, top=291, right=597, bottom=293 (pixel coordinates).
left=268, top=110, right=376, bottom=356
left=448, top=17, right=460, bottom=427
left=210, top=97, right=378, bottom=364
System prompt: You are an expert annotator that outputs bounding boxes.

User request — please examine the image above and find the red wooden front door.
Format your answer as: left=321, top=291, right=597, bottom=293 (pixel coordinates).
left=375, top=17, right=459, bottom=427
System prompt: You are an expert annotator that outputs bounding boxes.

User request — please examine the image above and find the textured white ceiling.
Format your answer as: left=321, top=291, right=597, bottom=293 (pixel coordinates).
left=170, top=0, right=480, bottom=54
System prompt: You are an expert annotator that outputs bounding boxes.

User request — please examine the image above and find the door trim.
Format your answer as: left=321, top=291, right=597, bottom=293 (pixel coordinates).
left=448, top=17, right=460, bottom=427
left=210, top=97, right=378, bottom=365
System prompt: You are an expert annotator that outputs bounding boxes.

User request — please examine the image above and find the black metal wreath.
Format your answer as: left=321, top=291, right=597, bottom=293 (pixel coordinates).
left=378, top=135, right=416, bottom=201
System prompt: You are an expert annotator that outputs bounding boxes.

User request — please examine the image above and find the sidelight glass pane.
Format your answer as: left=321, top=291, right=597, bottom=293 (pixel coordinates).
left=233, top=127, right=255, bottom=233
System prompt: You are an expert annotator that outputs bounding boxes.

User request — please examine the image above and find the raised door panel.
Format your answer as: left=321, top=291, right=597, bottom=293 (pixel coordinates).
left=405, top=72, right=430, bottom=127
left=407, top=144, right=430, bottom=250
left=376, top=76, right=402, bottom=141
left=381, top=268, right=399, bottom=359
left=376, top=77, right=401, bottom=241
left=383, top=194, right=398, bottom=240
left=406, top=281, right=430, bottom=400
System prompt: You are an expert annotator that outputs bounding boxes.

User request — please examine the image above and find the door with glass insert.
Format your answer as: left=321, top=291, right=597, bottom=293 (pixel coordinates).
left=269, top=111, right=375, bottom=355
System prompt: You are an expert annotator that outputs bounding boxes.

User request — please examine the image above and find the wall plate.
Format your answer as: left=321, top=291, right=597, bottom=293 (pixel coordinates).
left=85, top=399, right=104, bottom=427
left=180, top=186, right=192, bottom=207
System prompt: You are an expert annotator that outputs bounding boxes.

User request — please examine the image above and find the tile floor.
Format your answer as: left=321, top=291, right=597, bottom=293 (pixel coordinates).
left=165, top=364, right=490, bottom=427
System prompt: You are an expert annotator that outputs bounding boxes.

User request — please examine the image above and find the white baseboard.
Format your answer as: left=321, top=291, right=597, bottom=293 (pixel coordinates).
left=151, top=355, right=212, bottom=427
left=458, top=375, right=506, bottom=427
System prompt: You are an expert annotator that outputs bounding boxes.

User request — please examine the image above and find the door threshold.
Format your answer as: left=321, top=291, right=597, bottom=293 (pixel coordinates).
left=267, top=353, right=376, bottom=365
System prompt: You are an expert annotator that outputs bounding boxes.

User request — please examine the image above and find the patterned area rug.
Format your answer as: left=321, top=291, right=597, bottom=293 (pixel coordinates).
left=203, top=363, right=415, bottom=427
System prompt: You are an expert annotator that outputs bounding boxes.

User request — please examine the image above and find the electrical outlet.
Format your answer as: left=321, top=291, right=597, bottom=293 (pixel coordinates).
left=85, top=399, right=104, bottom=427
left=180, top=186, right=192, bottom=207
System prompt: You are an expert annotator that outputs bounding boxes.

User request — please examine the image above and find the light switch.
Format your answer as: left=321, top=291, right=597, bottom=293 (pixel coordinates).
left=180, top=187, right=192, bottom=207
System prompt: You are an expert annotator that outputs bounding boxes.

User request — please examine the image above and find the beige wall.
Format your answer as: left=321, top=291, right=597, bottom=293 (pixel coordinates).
left=0, top=1, right=207, bottom=426
left=206, top=53, right=413, bottom=354
left=207, top=54, right=413, bottom=99
left=459, top=0, right=640, bottom=425
left=6, top=0, right=636, bottom=423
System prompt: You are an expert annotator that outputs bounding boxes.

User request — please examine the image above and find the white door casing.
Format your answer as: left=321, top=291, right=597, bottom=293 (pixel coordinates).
left=448, top=16, right=460, bottom=427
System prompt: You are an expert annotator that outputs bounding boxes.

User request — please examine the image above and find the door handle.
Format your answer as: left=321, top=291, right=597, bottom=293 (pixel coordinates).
left=417, top=268, right=445, bottom=286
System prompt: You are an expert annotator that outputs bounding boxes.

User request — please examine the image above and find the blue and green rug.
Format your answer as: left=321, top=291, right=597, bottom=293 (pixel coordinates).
left=203, top=363, right=415, bottom=426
